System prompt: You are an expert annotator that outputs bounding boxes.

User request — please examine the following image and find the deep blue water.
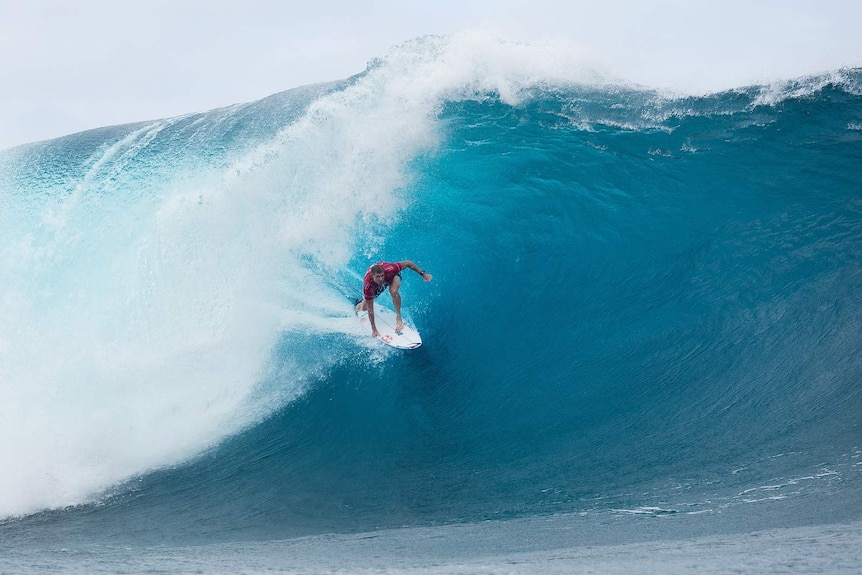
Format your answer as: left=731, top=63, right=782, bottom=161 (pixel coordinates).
left=1, top=38, right=860, bottom=560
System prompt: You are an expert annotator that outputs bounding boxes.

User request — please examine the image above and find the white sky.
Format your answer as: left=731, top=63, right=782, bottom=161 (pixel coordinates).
left=1, top=0, right=861, bottom=150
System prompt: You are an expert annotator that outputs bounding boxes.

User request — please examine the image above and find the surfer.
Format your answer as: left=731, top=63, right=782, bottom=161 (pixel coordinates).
left=355, top=261, right=432, bottom=337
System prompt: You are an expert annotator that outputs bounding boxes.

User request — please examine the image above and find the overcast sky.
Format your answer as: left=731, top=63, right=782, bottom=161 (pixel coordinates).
left=2, top=0, right=861, bottom=150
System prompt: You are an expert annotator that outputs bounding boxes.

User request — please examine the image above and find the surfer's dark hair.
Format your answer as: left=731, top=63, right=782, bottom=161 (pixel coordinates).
left=371, top=264, right=384, bottom=274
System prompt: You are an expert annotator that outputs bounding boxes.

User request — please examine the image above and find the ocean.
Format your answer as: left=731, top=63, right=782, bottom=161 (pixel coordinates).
left=1, top=35, right=861, bottom=573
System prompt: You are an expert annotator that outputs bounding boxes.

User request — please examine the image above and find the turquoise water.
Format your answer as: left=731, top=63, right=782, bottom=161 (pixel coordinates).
left=1, top=36, right=860, bottom=571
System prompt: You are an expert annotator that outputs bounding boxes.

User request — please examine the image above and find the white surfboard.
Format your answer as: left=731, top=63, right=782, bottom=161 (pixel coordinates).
left=356, top=303, right=422, bottom=350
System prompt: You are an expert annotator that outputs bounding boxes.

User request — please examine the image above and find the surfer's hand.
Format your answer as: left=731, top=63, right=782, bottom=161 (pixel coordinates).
left=422, top=272, right=432, bottom=282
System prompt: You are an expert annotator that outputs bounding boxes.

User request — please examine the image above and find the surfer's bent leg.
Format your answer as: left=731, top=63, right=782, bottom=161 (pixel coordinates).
left=389, top=275, right=403, bottom=330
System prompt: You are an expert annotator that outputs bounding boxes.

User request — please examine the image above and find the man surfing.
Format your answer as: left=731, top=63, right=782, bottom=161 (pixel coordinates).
left=355, top=260, right=432, bottom=338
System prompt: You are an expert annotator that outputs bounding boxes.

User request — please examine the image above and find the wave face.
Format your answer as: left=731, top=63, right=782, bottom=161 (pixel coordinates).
left=1, top=36, right=861, bottom=545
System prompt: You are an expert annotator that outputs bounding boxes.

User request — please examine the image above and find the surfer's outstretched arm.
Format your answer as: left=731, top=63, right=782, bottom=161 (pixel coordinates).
left=399, top=260, right=433, bottom=282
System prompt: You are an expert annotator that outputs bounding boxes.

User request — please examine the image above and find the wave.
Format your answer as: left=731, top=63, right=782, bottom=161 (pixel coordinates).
left=1, top=36, right=860, bottom=544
